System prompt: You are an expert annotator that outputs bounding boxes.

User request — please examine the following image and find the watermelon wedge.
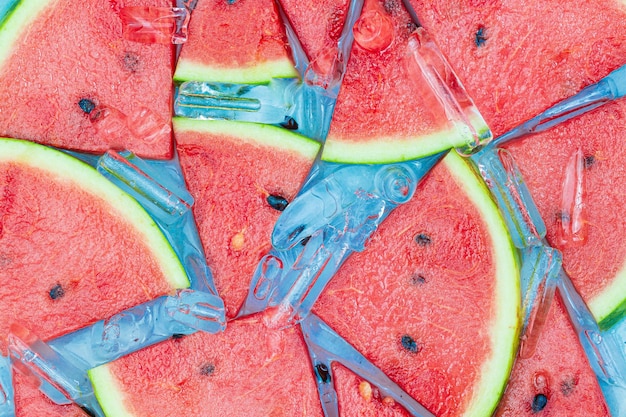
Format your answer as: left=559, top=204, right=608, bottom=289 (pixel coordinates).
left=319, top=0, right=490, bottom=164
left=313, top=151, right=519, bottom=417
left=409, top=0, right=626, bottom=329
left=172, top=118, right=320, bottom=317
left=0, top=0, right=175, bottom=158
left=173, top=0, right=297, bottom=84
left=0, top=138, right=189, bottom=414
left=495, top=297, right=610, bottom=416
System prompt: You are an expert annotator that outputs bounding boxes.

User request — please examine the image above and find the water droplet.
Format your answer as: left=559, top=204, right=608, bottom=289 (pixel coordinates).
left=353, top=4, right=394, bottom=53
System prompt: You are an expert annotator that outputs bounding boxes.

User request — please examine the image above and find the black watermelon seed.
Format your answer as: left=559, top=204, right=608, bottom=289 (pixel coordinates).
left=400, top=335, right=420, bottom=353
left=300, top=235, right=311, bottom=246
left=560, top=376, right=576, bottom=396
left=280, top=116, right=299, bottom=130
left=200, top=363, right=216, bottom=376
left=315, top=363, right=331, bottom=383
left=584, top=154, right=596, bottom=169
left=414, top=233, right=431, bottom=246
left=172, top=333, right=186, bottom=340
left=122, top=51, right=140, bottom=72
left=410, top=274, right=426, bottom=286
left=475, top=26, right=487, bottom=47
left=531, top=393, right=548, bottom=413
left=49, top=283, right=65, bottom=300
left=267, top=194, right=289, bottom=211
left=78, top=98, right=96, bottom=114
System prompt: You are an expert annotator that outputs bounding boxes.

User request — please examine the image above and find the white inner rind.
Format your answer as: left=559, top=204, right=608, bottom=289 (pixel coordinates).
left=0, top=138, right=190, bottom=290
left=443, top=152, right=521, bottom=417
left=174, top=58, right=299, bottom=85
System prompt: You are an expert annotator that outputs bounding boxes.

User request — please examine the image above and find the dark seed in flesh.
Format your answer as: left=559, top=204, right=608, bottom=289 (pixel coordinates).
left=584, top=154, right=596, bottom=169
left=200, top=363, right=216, bottom=376
left=122, top=51, right=140, bottom=72
left=531, top=393, right=548, bottom=412
left=475, top=26, right=487, bottom=47
left=267, top=194, right=289, bottom=211
left=414, top=233, right=431, bottom=246
left=315, top=363, right=331, bottom=383
left=560, top=376, right=576, bottom=396
left=49, top=283, right=65, bottom=300
left=78, top=98, right=96, bottom=114
left=400, top=335, right=420, bottom=353
left=410, top=274, right=426, bottom=286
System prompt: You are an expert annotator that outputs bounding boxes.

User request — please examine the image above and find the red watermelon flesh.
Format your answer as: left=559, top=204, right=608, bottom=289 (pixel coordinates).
left=173, top=0, right=297, bottom=83
left=278, top=0, right=351, bottom=77
left=495, top=296, right=610, bottom=416
left=92, top=318, right=324, bottom=417
left=173, top=118, right=320, bottom=318
left=407, top=0, right=626, bottom=325
left=0, top=139, right=188, bottom=415
left=0, top=0, right=174, bottom=159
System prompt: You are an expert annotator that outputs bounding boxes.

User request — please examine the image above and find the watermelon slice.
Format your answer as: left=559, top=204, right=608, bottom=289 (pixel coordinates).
left=319, top=0, right=490, bottom=164
left=409, top=0, right=626, bottom=329
left=313, top=151, right=519, bottom=417
left=0, top=138, right=189, bottom=414
left=495, top=297, right=610, bottom=416
left=173, top=0, right=297, bottom=83
left=0, top=0, right=175, bottom=158
left=170, top=118, right=320, bottom=317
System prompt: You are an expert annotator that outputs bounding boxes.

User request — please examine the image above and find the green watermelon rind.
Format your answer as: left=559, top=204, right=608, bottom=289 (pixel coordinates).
left=172, top=117, right=321, bottom=159
left=321, top=122, right=492, bottom=164
left=0, top=137, right=190, bottom=290
left=89, top=365, right=132, bottom=417
left=443, top=152, right=521, bottom=417
left=0, top=0, right=54, bottom=69
left=590, top=266, right=626, bottom=330
left=174, top=58, right=299, bottom=85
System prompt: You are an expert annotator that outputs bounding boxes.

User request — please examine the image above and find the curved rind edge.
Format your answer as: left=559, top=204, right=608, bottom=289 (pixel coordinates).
left=174, top=58, right=299, bottom=85
left=0, top=138, right=190, bottom=290
left=320, top=127, right=472, bottom=164
left=443, top=152, right=521, bottom=417
left=590, top=263, right=626, bottom=330
left=89, top=364, right=134, bottom=417
left=172, top=118, right=321, bottom=159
